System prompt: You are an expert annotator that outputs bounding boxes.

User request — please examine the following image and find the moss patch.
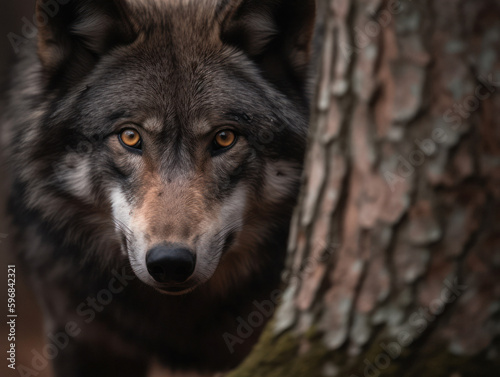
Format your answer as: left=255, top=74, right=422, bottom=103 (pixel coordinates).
left=343, top=338, right=500, bottom=377
left=229, top=325, right=500, bottom=377
left=227, top=322, right=331, bottom=377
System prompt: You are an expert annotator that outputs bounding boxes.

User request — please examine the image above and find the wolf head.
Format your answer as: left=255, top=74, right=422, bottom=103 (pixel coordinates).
left=9, top=0, right=315, bottom=295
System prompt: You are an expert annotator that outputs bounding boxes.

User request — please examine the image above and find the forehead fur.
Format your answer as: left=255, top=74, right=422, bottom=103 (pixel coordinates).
left=63, top=3, right=306, bottom=147
left=126, top=0, right=234, bottom=43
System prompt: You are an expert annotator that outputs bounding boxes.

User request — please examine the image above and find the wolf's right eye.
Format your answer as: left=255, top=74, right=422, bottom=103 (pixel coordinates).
left=213, top=130, right=237, bottom=150
left=119, top=129, right=142, bottom=151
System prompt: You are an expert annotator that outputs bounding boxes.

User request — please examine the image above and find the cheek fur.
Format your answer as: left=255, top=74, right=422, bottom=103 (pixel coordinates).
left=262, top=160, right=302, bottom=204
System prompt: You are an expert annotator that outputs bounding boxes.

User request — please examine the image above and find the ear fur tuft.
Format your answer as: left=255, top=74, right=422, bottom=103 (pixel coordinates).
left=36, top=0, right=136, bottom=80
left=221, top=0, right=317, bottom=98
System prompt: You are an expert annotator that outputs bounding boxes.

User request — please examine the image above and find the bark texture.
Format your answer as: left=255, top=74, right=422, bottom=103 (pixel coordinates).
left=228, top=0, right=500, bottom=376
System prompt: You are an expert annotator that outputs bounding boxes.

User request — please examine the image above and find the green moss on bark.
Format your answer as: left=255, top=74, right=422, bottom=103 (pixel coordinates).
left=226, top=323, right=330, bottom=377
left=228, top=325, right=500, bottom=377
left=344, top=339, right=500, bottom=377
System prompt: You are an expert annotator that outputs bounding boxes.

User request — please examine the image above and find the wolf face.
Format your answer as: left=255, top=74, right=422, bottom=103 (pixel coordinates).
left=6, top=0, right=315, bottom=297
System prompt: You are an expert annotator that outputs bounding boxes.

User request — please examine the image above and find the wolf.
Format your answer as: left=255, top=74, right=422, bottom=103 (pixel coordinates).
left=2, top=0, right=316, bottom=375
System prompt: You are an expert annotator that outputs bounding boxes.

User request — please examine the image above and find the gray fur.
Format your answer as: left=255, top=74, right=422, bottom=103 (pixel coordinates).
left=2, top=0, right=316, bottom=375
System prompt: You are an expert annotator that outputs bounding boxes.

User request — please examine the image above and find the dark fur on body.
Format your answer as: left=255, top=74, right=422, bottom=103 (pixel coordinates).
left=3, top=0, right=316, bottom=375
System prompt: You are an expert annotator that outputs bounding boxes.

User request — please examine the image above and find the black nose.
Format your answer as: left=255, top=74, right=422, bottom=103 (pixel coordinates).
left=146, top=244, right=196, bottom=284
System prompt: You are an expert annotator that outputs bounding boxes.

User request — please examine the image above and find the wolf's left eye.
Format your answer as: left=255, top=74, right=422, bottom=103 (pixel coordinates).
left=213, top=130, right=237, bottom=150
left=119, top=129, right=142, bottom=151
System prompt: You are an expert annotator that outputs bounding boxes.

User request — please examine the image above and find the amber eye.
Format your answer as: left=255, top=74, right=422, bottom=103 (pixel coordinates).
left=119, top=129, right=142, bottom=149
left=214, top=130, right=236, bottom=149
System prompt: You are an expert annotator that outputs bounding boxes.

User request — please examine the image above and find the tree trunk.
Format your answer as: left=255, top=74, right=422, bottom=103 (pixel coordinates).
left=227, top=0, right=500, bottom=376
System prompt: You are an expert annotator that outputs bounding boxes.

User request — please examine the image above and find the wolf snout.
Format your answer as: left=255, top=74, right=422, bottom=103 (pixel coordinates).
left=146, top=244, right=196, bottom=284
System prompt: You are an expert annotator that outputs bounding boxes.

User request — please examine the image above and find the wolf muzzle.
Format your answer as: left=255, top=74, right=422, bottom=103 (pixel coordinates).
left=146, top=244, right=196, bottom=284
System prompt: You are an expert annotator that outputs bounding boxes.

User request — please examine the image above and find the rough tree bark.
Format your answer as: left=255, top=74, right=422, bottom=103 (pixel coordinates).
left=227, top=0, right=500, bottom=376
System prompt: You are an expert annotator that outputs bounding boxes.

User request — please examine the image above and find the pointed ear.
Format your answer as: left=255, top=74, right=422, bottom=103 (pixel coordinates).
left=36, top=0, right=136, bottom=79
left=221, top=0, right=316, bottom=96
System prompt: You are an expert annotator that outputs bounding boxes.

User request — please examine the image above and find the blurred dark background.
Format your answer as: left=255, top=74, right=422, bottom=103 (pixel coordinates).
left=1, top=2, right=52, bottom=377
